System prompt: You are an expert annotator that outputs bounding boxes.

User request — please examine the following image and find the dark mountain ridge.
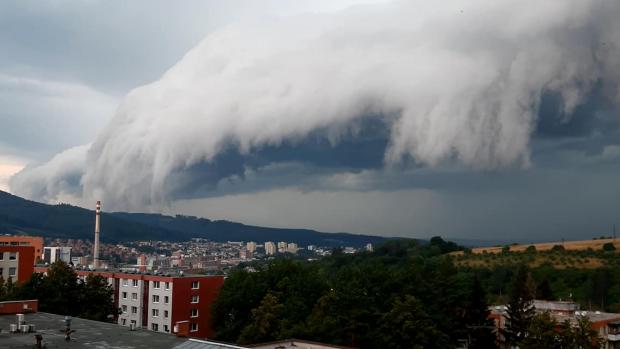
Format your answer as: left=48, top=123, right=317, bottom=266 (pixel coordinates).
left=0, top=190, right=391, bottom=247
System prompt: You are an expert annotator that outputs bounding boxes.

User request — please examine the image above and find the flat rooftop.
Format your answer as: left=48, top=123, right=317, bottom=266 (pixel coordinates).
left=0, top=312, right=185, bottom=348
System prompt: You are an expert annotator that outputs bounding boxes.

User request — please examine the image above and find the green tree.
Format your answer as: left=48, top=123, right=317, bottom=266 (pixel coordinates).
left=79, top=274, right=118, bottom=321
left=536, top=278, right=554, bottom=300
left=0, top=277, right=5, bottom=300
left=504, top=266, right=535, bottom=346
left=39, top=261, right=81, bottom=315
left=521, top=312, right=561, bottom=349
left=238, top=293, right=284, bottom=344
left=569, top=316, right=602, bottom=349
left=375, top=295, right=449, bottom=349
left=465, top=276, right=497, bottom=349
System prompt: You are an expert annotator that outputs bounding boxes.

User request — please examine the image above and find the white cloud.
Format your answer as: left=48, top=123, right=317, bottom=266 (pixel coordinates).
left=11, top=0, right=620, bottom=211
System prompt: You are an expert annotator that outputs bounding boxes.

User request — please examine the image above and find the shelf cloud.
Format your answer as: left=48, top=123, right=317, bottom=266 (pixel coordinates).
left=10, top=0, right=620, bottom=211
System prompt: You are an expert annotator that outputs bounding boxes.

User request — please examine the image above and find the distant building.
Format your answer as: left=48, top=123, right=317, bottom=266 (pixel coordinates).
left=365, top=243, right=373, bottom=252
left=277, top=242, right=287, bottom=253
left=0, top=245, right=35, bottom=283
left=287, top=243, right=298, bottom=254
left=307, top=245, right=316, bottom=251
left=0, top=235, right=44, bottom=260
left=246, top=241, right=257, bottom=253
left=71, top=256, right=88, bottom=266
left=265, top=242, right=276, bottom=256
left=43, top=246, right=72, bottom=264
left=490, top=300, right=620, bottom=348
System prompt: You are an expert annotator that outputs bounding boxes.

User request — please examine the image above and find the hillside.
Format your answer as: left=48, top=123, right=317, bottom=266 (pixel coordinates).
left=462, top=238, right=620, bottom=254
left=0, top=190, right=389, bottom=247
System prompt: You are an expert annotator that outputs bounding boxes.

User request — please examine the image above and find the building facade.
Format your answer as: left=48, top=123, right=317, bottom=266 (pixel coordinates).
left=264, top=242, right=276, bottom=256
left=490, top=300, right=620, bottom=349
left=0, top=236, right=43, bottom=260
left=43, top=246, right=72, bottom=264
left=71, top=270, right=224, bottom=338
left=0, top=246, right=35, bottom=283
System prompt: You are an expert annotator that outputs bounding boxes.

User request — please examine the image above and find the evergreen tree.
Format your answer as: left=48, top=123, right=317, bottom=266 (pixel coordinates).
left=504, top=265, right=535, bottom=346
left=465, top=276, right=497, bottom=349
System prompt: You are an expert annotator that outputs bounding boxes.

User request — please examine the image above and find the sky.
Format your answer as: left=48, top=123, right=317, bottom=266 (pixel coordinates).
left=2, top=0, right=619, bottom=242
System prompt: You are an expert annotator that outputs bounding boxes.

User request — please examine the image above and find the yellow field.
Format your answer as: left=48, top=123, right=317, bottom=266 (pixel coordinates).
left=464, top=238, right=620, bottom=255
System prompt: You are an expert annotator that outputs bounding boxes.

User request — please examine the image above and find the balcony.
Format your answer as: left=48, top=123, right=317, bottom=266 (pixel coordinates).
left=608, top=334, right=620, bottom=341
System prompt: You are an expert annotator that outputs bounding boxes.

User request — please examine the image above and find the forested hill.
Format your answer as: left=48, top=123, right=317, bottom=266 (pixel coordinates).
left=0, top=190, right=390, bottom=247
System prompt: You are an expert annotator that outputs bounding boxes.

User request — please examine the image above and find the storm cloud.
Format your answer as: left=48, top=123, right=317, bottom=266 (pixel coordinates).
left=9, top=0, right=620, bottom=237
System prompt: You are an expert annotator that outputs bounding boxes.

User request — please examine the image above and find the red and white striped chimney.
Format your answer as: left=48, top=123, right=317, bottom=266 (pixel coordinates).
left=94, top=200, right=101, bottom=269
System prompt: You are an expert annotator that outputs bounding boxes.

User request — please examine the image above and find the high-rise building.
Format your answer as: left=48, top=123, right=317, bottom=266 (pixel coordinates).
left=246, top=241, right=257, bottom=253
left=264, top=242, right=276, bottom=255
left=277, top=242, right=287, bottom=253
left=287, top=243, right=298, bottom=254
left=365, top=243, right=374, bottom=252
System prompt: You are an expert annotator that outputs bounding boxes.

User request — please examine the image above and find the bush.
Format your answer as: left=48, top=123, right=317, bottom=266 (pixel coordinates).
left=603, top=242, right=616, bottom=251
left=551, top=245, right=565, bottom=252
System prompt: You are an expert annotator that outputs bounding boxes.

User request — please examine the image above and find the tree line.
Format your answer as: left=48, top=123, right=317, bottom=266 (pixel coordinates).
left=212, top=238, right=603, bottom=348
left=0, top=261, right=117, bottom=322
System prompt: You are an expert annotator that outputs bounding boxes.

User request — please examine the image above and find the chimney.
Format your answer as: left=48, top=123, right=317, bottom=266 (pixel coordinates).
left=94, top=201, right=101, bottom=269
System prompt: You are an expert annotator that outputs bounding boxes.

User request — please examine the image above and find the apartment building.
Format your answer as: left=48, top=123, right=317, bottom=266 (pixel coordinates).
left=43, top=246, right=72, bottom=264
left=264, top=242, right=276, bottom=256
left=0, top=246, right=35, bottom=283
left=0, top=236, right=43, bottom=260
left=72, top=270, right=224, bottom=338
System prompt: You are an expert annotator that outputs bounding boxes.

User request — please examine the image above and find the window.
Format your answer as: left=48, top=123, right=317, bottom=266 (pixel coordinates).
left=132, top=293, right=138, bottom=300
left=151, top=323, right=159, bottom=331
left=163, top=310, right=169, bottom=318
left=190, top=309, right=198, bottom=317
left=152, top=309, right=159, bottom=317
left=122, top=305, right=127, bottom=313
left=191, top=295, right=199, bottom=303
left=9, top=252, right=16, bottom=260
left=191, top=281, right=199, bottom=289
left=164, top=325, right=169, bottom=332
left=122, top=292, right=127, bottom=299
left=0, top=252, right=4, bottom=260
left=0, top=268, right=3, bottom=275
left=190, top=323, right=198, bottom=332
left=8, top=268, right=16, bottom=277
left=153, top=281, right=160, bottom=289
left=131, top=306, right=137, bottom=314
left=152, top=295, right=160, bottom=303
left=122, top=279, right=128, bottom=286
left=164, top=296, right=169, bottom=304
left=132, top=279, right=139, bottom=287
left=165, top=282, right=170, bottom=290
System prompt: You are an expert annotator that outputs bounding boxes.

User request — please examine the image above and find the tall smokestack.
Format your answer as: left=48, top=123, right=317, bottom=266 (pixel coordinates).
left=94, top=200, right=101, bottom=269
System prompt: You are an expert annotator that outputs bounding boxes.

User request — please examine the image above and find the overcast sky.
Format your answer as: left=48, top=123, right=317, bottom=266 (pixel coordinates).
left=2, top=0, right=619, bottom=242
